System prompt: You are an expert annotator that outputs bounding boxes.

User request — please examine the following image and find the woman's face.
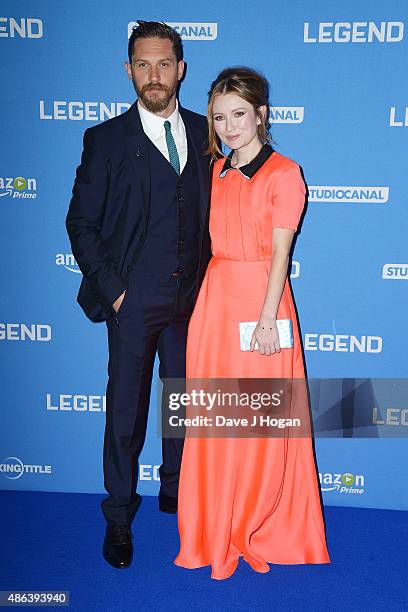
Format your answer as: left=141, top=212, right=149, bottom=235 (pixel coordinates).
left=212, top=93, right=262, bottom=151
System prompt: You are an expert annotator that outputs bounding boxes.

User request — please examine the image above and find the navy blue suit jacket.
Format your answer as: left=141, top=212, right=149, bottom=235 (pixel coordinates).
left=66, top=101, right=211, bottom=322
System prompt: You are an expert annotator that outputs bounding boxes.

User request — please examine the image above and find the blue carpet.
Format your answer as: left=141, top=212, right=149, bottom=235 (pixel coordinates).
left=0, top=491, right=407, bottom=611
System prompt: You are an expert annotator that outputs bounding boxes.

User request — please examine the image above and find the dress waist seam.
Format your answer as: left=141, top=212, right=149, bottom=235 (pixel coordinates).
left=211, top=256, right=270, bottom=263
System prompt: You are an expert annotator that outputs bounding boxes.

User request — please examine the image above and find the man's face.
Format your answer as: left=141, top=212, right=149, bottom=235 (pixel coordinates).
left=125, top=37, right=184, bottom=114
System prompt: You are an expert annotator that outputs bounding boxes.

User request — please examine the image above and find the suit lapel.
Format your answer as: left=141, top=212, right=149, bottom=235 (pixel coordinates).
left=123, top=102, right=151, bottom=227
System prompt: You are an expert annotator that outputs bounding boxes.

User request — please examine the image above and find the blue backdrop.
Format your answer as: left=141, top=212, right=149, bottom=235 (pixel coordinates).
left=1, top=0, right=407, bottom=510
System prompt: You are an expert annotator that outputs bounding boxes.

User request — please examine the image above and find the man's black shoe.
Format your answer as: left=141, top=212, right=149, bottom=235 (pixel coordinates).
left=103, top=524, right=133, bottom=568
left=158, top=493, right=178, bottom=514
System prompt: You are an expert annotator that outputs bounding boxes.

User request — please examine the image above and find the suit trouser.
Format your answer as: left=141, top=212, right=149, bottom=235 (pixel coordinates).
left=101, top=267, right=195, bottom=526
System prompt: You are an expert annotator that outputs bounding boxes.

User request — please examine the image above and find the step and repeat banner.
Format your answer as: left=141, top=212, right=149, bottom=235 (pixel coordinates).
left=1, top=1, right=407, bottom=510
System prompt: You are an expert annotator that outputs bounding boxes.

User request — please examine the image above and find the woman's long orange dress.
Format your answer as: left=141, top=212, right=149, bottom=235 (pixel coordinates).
left=174, top=145, right=331, bottom=579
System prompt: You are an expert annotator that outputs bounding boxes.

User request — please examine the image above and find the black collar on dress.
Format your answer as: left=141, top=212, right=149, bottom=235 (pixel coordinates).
left=219, top=143, right=274, bottom=179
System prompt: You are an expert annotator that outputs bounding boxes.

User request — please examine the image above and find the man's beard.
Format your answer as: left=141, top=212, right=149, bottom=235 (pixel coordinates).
left=134, top=81, right=177, bottom=113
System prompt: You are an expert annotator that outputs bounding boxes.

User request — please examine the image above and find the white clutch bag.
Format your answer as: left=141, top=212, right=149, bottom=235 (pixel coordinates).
left=239, top=319, right=293, bottom=351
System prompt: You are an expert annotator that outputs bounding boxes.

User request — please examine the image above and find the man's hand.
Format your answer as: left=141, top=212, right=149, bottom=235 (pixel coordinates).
left=112, top=290, right=126, bottom=313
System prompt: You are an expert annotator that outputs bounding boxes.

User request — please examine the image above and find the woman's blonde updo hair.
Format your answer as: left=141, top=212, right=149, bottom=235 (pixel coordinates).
left=206, top=66, right=271, bottom=161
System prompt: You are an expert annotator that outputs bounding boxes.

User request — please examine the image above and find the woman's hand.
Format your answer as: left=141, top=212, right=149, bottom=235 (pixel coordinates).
left=250, top=318, right=281, bottom=355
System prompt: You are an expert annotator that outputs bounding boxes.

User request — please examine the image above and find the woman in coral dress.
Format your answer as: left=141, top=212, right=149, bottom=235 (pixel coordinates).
left=174, top=67, right=331, bottom=579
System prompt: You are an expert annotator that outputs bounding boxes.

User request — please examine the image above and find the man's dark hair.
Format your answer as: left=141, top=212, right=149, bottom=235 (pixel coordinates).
left=128, top=21, right=183, bottom=63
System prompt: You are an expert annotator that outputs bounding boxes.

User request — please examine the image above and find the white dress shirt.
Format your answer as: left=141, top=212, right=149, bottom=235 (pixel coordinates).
left=137, top=100, right=188, bottom=172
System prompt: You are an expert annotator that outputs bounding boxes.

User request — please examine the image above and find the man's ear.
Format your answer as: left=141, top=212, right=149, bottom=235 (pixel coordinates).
left=177, top=60, right=185, bottom=81
left=124, top=61, right=132, bottom=81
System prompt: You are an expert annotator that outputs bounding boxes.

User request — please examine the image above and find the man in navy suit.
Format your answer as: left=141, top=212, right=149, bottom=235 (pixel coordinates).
left=66, top=21, right=211, bottom=568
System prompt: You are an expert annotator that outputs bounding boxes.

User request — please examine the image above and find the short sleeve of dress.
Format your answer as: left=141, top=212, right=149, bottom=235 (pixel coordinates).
left=271, top=164, right=305, bottom=231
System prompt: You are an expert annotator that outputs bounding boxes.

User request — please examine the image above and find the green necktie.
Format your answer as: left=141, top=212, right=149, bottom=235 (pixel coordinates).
left=164, top=120, right=180, bottom=175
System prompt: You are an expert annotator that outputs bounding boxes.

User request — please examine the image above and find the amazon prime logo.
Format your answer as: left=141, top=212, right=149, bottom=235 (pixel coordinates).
left=0, top=176, right=37, bottom=200
left=319, top=471, right=365, bottom=494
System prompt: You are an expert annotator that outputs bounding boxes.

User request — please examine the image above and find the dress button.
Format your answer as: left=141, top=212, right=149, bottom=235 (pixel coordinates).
left=127, top=265, right=131, bottom=272
left=139, top=234, right=144, bottom=241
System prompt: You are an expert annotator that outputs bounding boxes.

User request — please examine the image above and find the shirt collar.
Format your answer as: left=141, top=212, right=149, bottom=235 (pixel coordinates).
left=219, top=144, right=274, bottom=179
left=137, top=99, right=181, bottom=139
